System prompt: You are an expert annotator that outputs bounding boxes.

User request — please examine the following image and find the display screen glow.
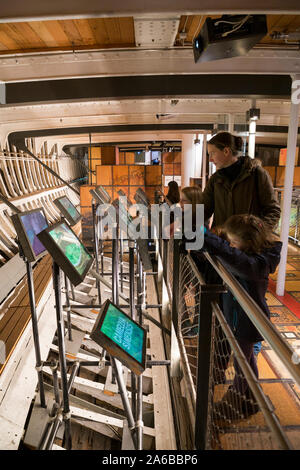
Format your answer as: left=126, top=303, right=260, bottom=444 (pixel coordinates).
left=20, top=210, right=48, bottom=256
left=100, top=303, right=144, bottom=364
left=57, top=196, right=80, bottom=221
left=48, top=222, right=92, bottom=275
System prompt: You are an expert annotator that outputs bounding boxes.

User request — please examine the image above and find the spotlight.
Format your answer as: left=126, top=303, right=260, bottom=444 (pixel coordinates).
left=246, top=108, right=260, bottom=121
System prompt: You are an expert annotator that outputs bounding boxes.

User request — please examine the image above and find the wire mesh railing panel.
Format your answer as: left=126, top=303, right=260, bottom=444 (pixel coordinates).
left=167, top=238, right=174, bottom=300
left=275, top=188, right=300, bottom=245
left=178, top=253, right=200, bottom=388
left=207, top=304, right=293, bottom=450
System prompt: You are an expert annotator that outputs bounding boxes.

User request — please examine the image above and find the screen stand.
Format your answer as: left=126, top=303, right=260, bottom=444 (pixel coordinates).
left=136, top=248, right=144, bottom=450
left=92, top=202, right=102, bottom=304
left=64, top=273, right=73, bottom=341
left=47, top=261, right=73, bottom=450
left=129, top=240, right=137, bottom=423
left=16, top=238, right=46, bottom=409
left=110, top=231, right=139, bottom=450
left=26, top=260, right=47, bottom=409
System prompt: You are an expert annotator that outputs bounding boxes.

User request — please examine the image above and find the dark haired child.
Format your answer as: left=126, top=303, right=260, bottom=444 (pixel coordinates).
left=200, top=214, right=282, bottom=419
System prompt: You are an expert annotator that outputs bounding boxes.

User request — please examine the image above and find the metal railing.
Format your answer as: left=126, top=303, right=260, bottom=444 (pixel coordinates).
left=162, top=237, right=300, bottom=450
left=275, top=187, right=300, bottom=245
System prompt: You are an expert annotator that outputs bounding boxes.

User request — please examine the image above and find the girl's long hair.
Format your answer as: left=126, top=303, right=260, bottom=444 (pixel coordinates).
left=166, top=181, right=180, bottom=204
left=181, top=186, right=203, bottom=228
left=222, top=214, right=276, bottom=253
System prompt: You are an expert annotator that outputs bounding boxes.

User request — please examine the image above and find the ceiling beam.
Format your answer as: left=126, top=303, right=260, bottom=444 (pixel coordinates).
left=5, top=74, right=292, bottom=105
left=1, top=49, right=300, bottom=83
left=0, top=1, right=299, bottom=23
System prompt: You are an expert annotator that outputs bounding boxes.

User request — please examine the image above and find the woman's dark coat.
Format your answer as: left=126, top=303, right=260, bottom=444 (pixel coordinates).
left=199, top=156, right=281, bottom=230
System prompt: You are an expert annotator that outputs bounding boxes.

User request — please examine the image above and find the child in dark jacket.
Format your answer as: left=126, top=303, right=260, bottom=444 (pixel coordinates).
left=201, top=214, right=282, bottom=420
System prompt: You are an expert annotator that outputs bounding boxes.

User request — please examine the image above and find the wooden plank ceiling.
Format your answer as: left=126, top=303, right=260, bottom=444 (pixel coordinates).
left=0, top=15, right=299, bottom=55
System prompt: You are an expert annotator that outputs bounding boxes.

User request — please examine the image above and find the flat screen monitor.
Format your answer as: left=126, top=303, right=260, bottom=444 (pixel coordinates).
left=90, top=299, right=146, bottom=375
left=53, top=195, right=82, bottom=226
left=37, top=220, right=93, bottom=286
left=112, top=198, right=135, bottom=239
left=112, top=199, right=152, bottom=271
left=133, top=188, right=150, bottom=207
left=90, top=185, right=111, bottom=205
left=117, top=189, right=132, bottom=207
left=11, top=208, right=49, bottom=262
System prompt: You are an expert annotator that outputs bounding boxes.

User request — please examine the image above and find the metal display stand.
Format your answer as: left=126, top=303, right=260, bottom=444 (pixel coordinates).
left=39, top=261, right=73, bottom=450
left=17, top=238, right=46, bottom=409
left=92, top=201, right=102, bottom=304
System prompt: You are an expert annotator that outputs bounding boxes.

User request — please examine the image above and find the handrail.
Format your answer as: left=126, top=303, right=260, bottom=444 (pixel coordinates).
left=203, top=251, right=300, bottom=387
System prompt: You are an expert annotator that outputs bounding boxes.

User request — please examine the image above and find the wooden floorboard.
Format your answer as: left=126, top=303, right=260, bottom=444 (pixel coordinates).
left=0, top=254, right=53, bottom=375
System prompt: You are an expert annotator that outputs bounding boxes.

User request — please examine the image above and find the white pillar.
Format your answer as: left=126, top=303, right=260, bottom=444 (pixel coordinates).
left=194, top=134, right=203, bottom=178
left=276, top=75, right=300, bottom=296
left=181, top=134, right=195, bottom=187
left=248, top=119, right=256, bottom=158
left=228, top=114, right=234, bottom=134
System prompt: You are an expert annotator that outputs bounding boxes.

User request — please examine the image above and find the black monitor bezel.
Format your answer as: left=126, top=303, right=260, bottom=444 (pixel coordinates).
left=53, top=195, right=82, bottom=226
left=11, top=207, right=49, bottom=263
left=133, top=188, right=150, bottom=207
left=90, top=299, right=147, bottom=375
left=37, top=220, right=93, bottom=286
left=90, top=185, right=111, bottom=205
left=117, top=189, right=132, bottom=207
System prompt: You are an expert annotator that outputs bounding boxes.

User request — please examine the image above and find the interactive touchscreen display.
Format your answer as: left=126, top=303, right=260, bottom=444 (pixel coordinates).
left=11, top=208, right=49, bottom=262
left=37, top=220, right=93, bottom=286
left=117, top=189, right=132, bottom=207
left=90, top=185, right=111, bottom=205
left=54, top=196, right=81, bottom=226
left=90, top=299, right=146, bottom=375
left=133, top=188, right=150, bottom=207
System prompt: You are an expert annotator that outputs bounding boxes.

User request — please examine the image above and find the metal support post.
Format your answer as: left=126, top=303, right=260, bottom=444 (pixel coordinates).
left=110, top=357, right=137, bottom=449
left=92, top=202, right=102, bottom=304
left=64, top=273, right=73, bottom=341
left=26, top=260, right=46, bottom=408
left=112, top=224, right=119, bottom=306
left=51, top=261, right=72, bottom=450
left=277, top=75, right=300, bottom=296
left=128, top=240, right=137, bottom=421
left=136, top=248, right=144, bottom=450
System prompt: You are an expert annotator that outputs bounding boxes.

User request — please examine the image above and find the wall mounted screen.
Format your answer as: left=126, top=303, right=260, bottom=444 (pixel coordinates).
left=11, top=208, right=49, bottom=262
left=90, top=299, right=146, bottom=375
left=37, top=220, right=93, bottom=286
left=54, top=195, right=82, bottom=226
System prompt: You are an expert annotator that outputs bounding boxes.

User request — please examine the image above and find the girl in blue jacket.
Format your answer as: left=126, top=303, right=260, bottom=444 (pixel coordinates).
left=201, top=214, right=282, bottom=419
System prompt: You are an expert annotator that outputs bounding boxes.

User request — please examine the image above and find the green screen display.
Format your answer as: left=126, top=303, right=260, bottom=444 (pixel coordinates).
left=49, top=222, right=92, bottom=275
left=100, top=303, right=144, bottom=364
left=58, top=196, right=80, bottom=221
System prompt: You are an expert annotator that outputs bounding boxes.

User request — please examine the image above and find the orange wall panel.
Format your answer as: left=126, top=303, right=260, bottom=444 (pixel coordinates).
left=80, top=184, right=95, bottom=208
left=96, top=165, right=113, bottom=185
left=129, top=165, right=145, bottom=185
left=145, top=165, right=162, bottom=185
left=113, top=165, right=129, bottom=185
